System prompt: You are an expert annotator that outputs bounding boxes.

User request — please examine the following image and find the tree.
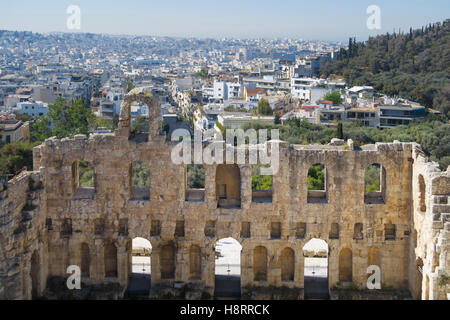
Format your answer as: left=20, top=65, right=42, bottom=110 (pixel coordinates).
left=31, top=97, right=94, bottom=140
left=308, top=165, right=325, bottom=190
left=252, top=165, right=273, bottom=191
left=257, top=98, right=273, bottom=115
left=321, top=19, right=450, bottom=117
left=274, top=114, right=281, bottom=124
left=323, top=91, right=342, bottom=106
left=89, top=116, right=116, bottom=131
left=337, top=122, right=344, bottom=139
left=126, top=81, right=135, bottom=93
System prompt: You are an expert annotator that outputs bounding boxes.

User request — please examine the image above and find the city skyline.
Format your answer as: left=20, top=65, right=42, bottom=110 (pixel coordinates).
left=1, top=0, right=449, bottom=41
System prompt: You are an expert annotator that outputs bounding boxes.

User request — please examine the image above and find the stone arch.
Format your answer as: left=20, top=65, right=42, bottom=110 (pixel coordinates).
left=30, top=250, right=40, bottom=299
left=252, top=164, right=273, bottom=203
left=280, top=247, right=295, bottom=282
left=367, top=246, right=380, bottom=284
left=160, top=243, right=175, bottom=280
left=80, top=243, right=90, bottom=277
left=186, top=164, right=206, bottom=202
left=72, top=160, right=95, bottom=198
left=253, top=246, right=268, bottom=281
left=189, top=245, right=202, bottom=280
left=104, top=242, right=118, bottom=278
left=368, top=246, right=380, bottom=268
left=130, top=161, right=150, bottom=200
left=364, top=163, right=386, bottom=204
left=307, top=163, right=327, bottom=203
left=418, top=174, right=426, bottom=212
left=214, top=238, right=242, bottom=299
left=303, top=238, right=329, bottom=299
left=216, top=164, right=241, bottom=208
left=118, top=91, right=162, bottom=140
left=339, top=248, right=352, bottom=282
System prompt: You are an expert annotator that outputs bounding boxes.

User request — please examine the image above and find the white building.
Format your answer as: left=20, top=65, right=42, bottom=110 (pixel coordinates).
left=291, top=78, right=334, bottom=103
left=15, top=101, right=49, bottom=116
left=99, top=90, right=124, bottom=119
left=216, top=113, right=274, bottom=131
left=281, top=105, right=320, bottom=125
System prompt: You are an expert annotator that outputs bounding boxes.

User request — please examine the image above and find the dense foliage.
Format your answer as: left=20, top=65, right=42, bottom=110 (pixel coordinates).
left=242, top=115, right=450, bottom=170
left=251, top=165, right=273, bottom=191
left=132, top=161, right=150, bottom=188
left=187, top=164, right=205, bottom=189
left=307, top=164, right=325, bottom=191
left=0, top=142, right=36, bottom=181
left=323, top=91, right=342, bottom=105
left=1, top=98, right=112, bottom=181
left=78, top=160, right=94, bottom=188
left=321, top=20, right=450, bottom=117
left=31, top=97, right=94, bottom=141
left=256, top=98, right=273, bottom=116
left=365, top=164, right=381, bottom=194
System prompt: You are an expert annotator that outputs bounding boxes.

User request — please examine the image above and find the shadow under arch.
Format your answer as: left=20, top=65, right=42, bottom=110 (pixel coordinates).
left=214, top=237, right=242, bottom=299
left=302, top=238, right=329, bottom=300
left=125, top=237, right=153, bottom=298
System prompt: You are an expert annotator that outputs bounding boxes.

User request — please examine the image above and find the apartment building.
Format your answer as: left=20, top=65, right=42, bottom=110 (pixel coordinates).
left=216, top=113, right=275, bottom=130
left=14, top=101, right=48, bottom=117
left=0, top=114, right=29, bottom=144
left=378, top=103, right=426, bottom=128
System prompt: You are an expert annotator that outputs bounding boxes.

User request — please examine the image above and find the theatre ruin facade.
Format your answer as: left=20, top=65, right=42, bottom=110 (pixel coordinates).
left=0, top=91, right=449, bottom=300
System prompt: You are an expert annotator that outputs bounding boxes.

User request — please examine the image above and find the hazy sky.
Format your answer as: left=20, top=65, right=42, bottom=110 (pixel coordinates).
left=0, top=0, right=448, bottom=41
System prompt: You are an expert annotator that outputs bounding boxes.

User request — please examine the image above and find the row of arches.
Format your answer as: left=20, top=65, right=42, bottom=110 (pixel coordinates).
left=69, top=161, right=387, bottom=205
left=60, top=241, right=381, bottom=285
left=29, top=237, right=411, bottom=300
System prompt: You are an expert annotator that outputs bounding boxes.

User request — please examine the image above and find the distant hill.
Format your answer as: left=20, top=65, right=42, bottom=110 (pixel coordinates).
left=321, top=19, right=450, bottom=117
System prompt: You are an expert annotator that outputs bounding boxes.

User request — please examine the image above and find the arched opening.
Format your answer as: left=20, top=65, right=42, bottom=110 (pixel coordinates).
left=30, top=250, right=40, bottom=299
left=186, top=164, right=205, bottom=202
left=425, top=275, right=430, bottom=300
left=415, top=258, right=423, bottom=300
left=130, top=161, right=150, bottom=200
left=364, top=163, right=386, bottom=204
left=160, top=243, right=175, bottom=280
left=253, top=246, right=268, bottom=282
left=280, top=247, right=295, bottom=282
left=104, top=242, right=118, bottom=278
left=215, top=238, right=242, bottom=299
left=303, top=239, right=329, bottom=299
left=72, top=160, right=95, bottom=199
left=130, top=101, right=150, bottom=142
left=216, top=164, right=241, bottom=208
left=338, top=248, right=352, bottom=283
left=252, top=164, right=273, bottom=203
left=418, top=175, right=426, bottom=212
left=368, top=247, right=380, bottom=268
left=367, top=247, right=380, bottom=284
left=127, top=237, right=152, bottom=296
left=80, top=243, right=90, bottom=278
left=307, top=164, right=327, bottom=203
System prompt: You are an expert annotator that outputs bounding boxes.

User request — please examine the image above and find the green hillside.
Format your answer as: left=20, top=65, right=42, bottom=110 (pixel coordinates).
left=321, top=19, right=450, bottom=117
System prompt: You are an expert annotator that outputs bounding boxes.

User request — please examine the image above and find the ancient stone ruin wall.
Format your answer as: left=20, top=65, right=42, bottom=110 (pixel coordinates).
left=410, top=147, right=450, bottom=300
left=0, top=92, right=448, bottom=300
left=0, top=169, right=46, bottom=300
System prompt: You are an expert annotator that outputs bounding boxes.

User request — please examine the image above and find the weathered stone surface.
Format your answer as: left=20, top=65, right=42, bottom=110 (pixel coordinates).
left=0, top=92, right=448, bottom=300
